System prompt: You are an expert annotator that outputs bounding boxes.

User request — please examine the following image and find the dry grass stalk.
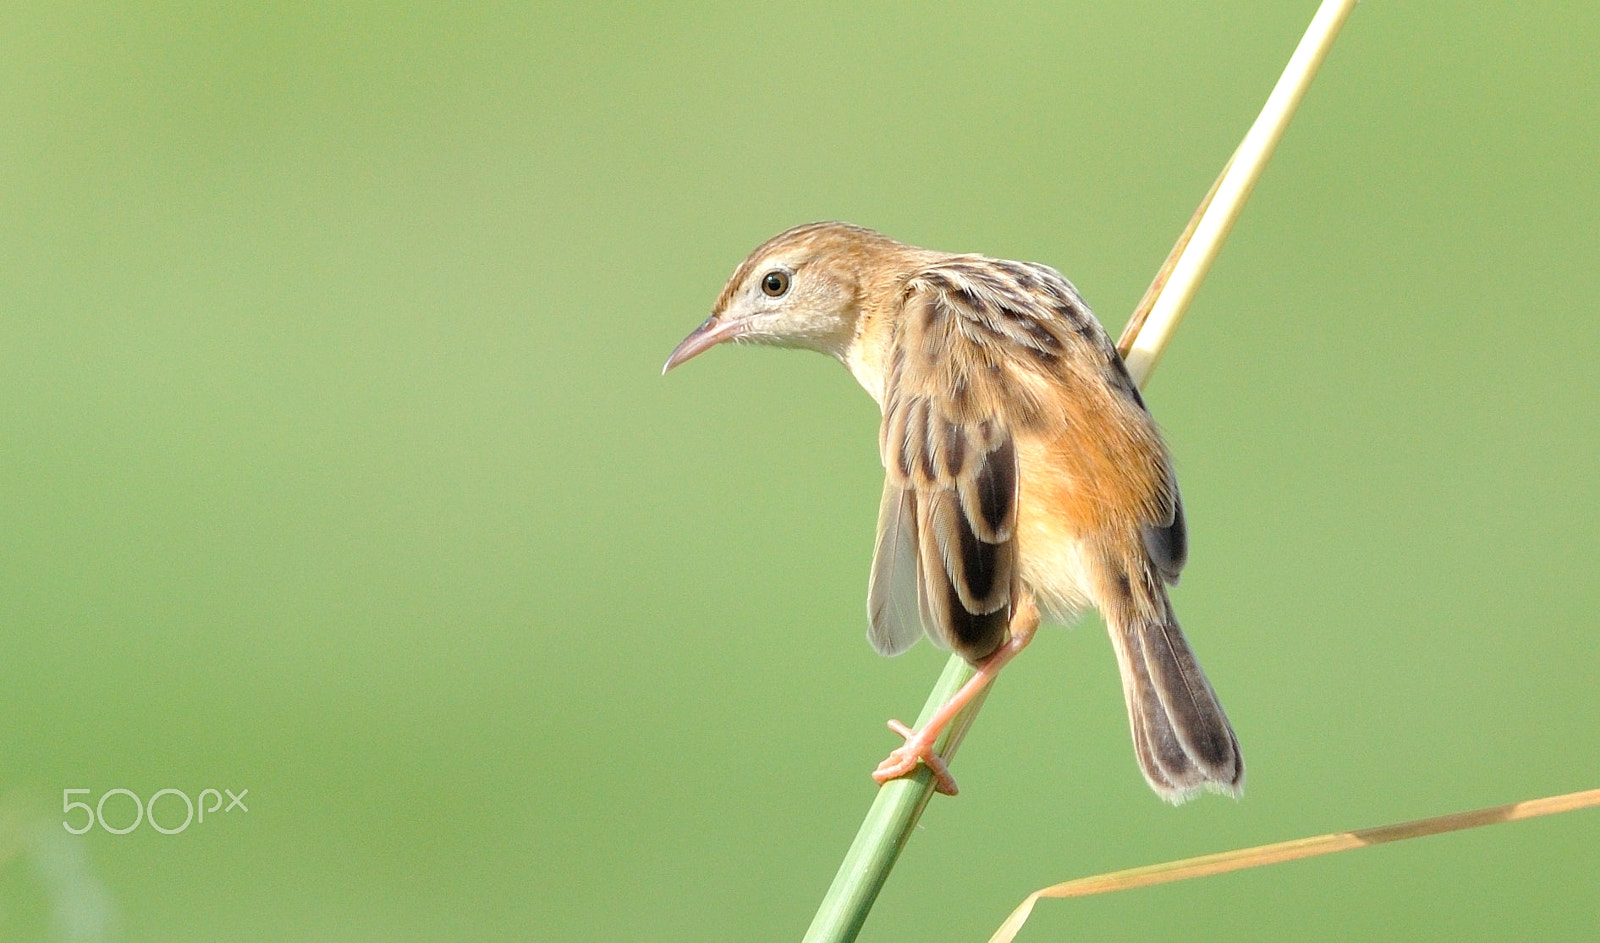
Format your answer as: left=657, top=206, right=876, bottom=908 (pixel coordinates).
left=988, top=787, right=1600, bottom=942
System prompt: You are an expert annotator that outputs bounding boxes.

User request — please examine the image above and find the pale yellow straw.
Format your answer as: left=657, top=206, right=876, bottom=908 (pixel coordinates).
left=988, top=787, right=1600, bottom=942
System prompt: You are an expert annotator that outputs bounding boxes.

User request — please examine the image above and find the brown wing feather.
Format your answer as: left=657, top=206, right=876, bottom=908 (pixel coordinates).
left=873, top=274, right=1046, bottom=663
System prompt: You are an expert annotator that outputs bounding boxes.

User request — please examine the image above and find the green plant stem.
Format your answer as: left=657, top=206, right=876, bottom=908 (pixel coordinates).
left=800, top=655, right=983, bottom=943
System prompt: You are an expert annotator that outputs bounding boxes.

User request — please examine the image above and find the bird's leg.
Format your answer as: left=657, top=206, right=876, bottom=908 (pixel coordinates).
left=872, top=597, right=1040, bottom=795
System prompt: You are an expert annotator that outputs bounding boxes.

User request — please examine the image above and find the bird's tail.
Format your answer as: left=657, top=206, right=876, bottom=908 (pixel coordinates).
left=1105, top=581, right=1244, bottom=803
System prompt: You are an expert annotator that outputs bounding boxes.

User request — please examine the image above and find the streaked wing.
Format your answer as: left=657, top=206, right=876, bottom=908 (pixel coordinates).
left=871, top=266, right=1063, bottom=663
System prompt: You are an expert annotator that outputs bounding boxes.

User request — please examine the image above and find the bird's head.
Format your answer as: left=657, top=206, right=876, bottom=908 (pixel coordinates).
left=663, top=221, right=905, bottom=374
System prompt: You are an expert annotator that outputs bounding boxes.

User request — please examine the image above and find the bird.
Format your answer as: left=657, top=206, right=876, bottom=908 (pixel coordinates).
left=664, top=221, right=1242, bottom=802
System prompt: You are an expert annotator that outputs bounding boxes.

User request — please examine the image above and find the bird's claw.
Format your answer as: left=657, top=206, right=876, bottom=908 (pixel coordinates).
left=872, top=719, right=959, bottom=795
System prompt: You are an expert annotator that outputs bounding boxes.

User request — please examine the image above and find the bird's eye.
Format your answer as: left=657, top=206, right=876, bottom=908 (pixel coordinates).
left=761, top=270, right=790, bottom=297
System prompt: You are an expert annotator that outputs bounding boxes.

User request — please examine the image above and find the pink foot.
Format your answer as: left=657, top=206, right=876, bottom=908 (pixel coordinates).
left=872, top=719, right=959, bottom=795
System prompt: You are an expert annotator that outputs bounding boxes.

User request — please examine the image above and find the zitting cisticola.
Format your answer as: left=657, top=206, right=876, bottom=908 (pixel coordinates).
left=665, top=222, right=1243, bottom=802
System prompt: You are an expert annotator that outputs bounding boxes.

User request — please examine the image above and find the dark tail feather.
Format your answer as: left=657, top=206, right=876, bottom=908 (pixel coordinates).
left=1109, top=592, right=1243, bottom=803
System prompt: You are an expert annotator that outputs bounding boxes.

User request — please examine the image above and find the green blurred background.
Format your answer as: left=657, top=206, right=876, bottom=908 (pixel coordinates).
left=2, top=2, right=1596, bottom=940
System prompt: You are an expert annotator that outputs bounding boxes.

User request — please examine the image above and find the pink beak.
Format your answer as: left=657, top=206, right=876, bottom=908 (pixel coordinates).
left=662, top=315, right=745, bottom=374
